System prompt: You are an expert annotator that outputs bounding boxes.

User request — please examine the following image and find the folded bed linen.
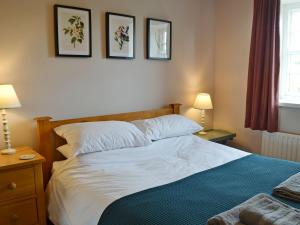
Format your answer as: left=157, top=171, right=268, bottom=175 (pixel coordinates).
left=273, top=172, right=300, bottom=202
left=207, top=194, right=264, bottom=225
left=208, top=194, right=300, bottom=225
left=239, top=194, right=300, bottom=225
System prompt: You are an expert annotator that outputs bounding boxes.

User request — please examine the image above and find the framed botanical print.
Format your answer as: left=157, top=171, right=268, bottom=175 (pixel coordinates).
left=147, top=18, right=172, bottom=60
left=106, top=12, right=135, bottom=59
left=54, top=5, right=92, bottom=57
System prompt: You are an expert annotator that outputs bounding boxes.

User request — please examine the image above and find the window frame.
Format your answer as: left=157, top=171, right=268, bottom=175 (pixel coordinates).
left=279, top=2, right=300, bottom=107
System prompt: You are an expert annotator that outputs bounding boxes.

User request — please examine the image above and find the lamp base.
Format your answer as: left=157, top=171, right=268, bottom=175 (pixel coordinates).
left=1, top=148, right=16, bottom=155
left=198, top=131, right=207, bottom=135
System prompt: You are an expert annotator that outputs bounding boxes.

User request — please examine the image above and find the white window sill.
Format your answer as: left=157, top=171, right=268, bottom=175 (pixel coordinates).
left=279, top=102, right=300, bottom=108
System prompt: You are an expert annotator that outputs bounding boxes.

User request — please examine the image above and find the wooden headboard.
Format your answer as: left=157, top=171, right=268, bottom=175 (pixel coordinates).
left=35, top=103, right=181, bottom=185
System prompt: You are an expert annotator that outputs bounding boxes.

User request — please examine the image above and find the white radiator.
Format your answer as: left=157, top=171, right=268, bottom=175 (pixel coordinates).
left=262, top=132, right=300, bottom=162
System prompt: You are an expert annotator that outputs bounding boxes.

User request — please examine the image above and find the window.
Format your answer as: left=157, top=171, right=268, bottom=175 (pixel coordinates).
left=280, top=1, right=300, bottom=106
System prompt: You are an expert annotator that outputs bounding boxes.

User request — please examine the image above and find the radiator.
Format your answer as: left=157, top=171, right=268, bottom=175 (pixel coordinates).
left=262, top=132, right=300, bottom=162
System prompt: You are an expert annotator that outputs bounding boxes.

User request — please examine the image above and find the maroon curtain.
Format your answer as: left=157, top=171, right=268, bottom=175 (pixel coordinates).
left=245, top=0, right=280, bottom=132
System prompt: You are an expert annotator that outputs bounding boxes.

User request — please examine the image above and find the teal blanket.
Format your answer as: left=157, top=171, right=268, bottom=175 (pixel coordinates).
left=98, top=155, right=300, bottom=225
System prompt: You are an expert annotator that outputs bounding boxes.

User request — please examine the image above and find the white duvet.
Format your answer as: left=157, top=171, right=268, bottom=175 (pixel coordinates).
left=47, top=135, right=250, bottom=225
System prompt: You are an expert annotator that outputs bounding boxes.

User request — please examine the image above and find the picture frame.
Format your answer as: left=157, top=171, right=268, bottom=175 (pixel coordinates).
left=147, top=18, right=172, bottom=60
left=106, top=12, right=135, bottom=59
left=54, top=5, right=92, bottom=57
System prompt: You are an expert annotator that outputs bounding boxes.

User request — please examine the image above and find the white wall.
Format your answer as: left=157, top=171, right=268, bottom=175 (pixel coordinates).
left=0, top=0, right=216, bottom=149
left=213, top=0, right=262, bottom=153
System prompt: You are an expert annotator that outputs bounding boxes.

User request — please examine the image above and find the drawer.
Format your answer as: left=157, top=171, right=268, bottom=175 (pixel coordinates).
left=0, top=167, right=35, bottom=201
left=0, top=198, right=38, bottom=225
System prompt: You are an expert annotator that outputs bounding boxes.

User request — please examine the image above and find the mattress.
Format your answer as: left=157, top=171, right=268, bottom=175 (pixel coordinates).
left=47, top=135, right=250, bottom=225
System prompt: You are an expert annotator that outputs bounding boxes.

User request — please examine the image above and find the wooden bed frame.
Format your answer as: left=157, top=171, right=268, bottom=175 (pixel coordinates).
left=35, top=103, right=181, bottom=185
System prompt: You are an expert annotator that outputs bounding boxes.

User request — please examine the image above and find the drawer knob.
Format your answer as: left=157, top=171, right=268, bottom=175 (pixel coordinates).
left=8, top=182, right=17, bottom=190
left=10, top=213, right=20, bottom=222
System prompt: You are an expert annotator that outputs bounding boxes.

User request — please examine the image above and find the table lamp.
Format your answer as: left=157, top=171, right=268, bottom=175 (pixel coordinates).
left=0, top=84, right=21, bottom=155
left=193, top=93, right=213, bottom=135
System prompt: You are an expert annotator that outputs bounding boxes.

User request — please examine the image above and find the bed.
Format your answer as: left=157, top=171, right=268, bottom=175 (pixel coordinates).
left=35, top=104, right=300, bottom=225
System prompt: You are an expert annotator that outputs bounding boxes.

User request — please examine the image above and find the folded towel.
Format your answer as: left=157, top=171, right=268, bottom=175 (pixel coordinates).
left=207, top=194, right=265, bottom=225
left=239, top=195, right=300, bottom=225
left=273, top=172, right=300, bottom=202
left=207, top=217, right=245, bottom=225
left=207, top=194, right=300, bottom=225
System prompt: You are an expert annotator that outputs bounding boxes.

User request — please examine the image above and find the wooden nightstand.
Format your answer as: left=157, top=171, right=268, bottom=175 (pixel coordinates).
left=195, top=129, right=236, bottom=145
left=0, top=146, right=46, bottom=225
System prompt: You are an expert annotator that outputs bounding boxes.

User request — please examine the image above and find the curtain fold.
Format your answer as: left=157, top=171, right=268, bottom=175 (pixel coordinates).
left=245, top=0, right=281, bottom=132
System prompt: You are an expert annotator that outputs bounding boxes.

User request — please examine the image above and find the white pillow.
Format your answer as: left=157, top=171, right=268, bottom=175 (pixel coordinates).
left=132, top=114, right=203, bottom=141
left=57, top=144, right=73, bottom=159
left=54, top=121, right=152, bottom=156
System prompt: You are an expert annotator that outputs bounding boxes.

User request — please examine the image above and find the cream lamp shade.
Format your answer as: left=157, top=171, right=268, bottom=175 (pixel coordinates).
left=0, top=84, right=21, bottom=109
left=193, top=93, right=213, bottom=110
